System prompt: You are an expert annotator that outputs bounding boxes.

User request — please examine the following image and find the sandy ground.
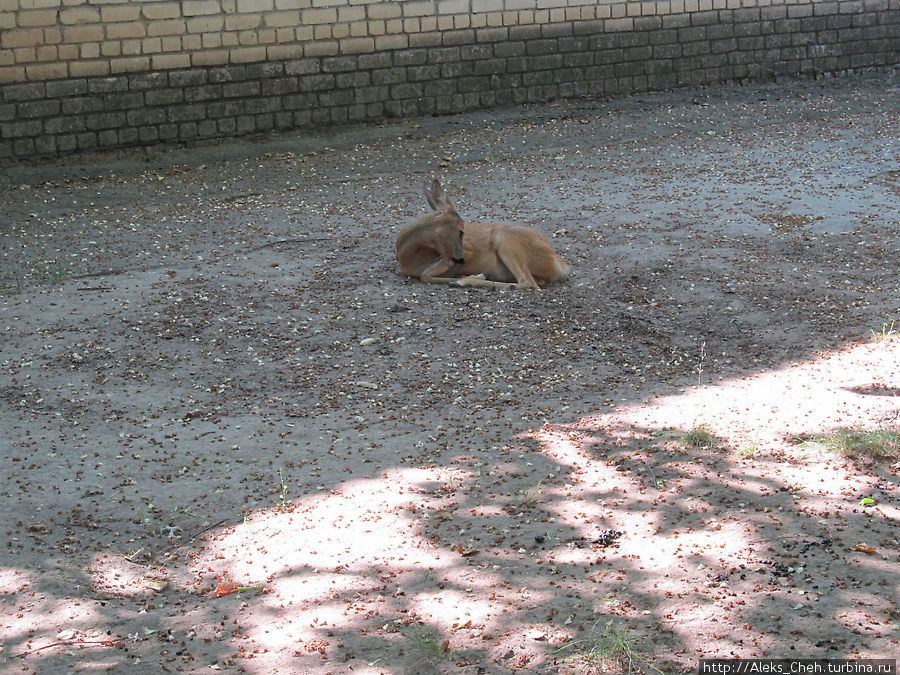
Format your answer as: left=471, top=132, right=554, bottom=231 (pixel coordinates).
left=1, top=70, right=898, bottom=674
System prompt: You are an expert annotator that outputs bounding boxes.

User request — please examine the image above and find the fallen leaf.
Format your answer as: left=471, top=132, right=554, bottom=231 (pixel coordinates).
left=213, top=580, right=239, bottom=597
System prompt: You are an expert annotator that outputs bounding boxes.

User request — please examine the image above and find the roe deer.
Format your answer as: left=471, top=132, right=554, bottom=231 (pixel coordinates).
left=395, top=179, right=568, bottom=289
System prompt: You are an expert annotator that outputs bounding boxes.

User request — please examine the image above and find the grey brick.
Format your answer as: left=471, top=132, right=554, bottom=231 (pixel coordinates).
left=297, top=74, right=335, bottom=92
left=522, top=70, right=554, bottom=86
left=473, top=58, right=507, bottom=75
left=104, top=92, right=145, bottom=110
left=34, top=135, right=57, bottom=156
left=209, top=66, right=247, bottom=83
left=127, top=109, right=167, bottom=126
left=509, top=25, right=542, bottom=41
left=18, top=100, right=60, bottom=119
left=285, top=59, right=321, bottom=76
left=98, top=129, right=119, bottom=147
left=649, top=29, right=679, bottom=45
left=335, top=71, right=370, bottom=88
left=394, top=49, right=428, bottom=66
left=198, top=119, right=218, bottom=137
left=624, top=46, right=653, bottom=62
left=62, top=96, right=104, bottom=115
left=167, top=104, right=205, bottom=123
left=46, top=80, right=88, bottom=98
left=442, top=29, right=475, bottom=46
left=353, top=86, right=389, bottom=104
left=541, top=22, right=572, bottom=38
left=207, top=100, right=244, bottom=118
left=572, top=19, right=604, bottom=36
left=13, top=138, right=36, bottom=155
left=2, top=119, right=42, bottom=137
left=532, top=54, right=564, bottom=70
left=457, top=76, right=490, bottom=93
left=89, top=77, right=128, bottom=94
left=146, top=88, right=185, bottom=105
left=283, top=93, right=318, bottom=110
left=215, top=118, right=236, bottom=135
left=407, top=64, right=442, bottom=81
left=56, top=135, right=78, bottom=153
left=179, top=122, right=199, bottom=139
left=634, top=16, right=663, bottom=32
left=371, top=68, right=405, bottom=85
left=159, top=124, right=179, bottom=141
left=679, top=26, right=707, bottom=43
left=662, top=14, right=692, bottom=29
left=390, top=83, right=424, bottom=100
left=495, top=41, right=526, bottom=58
left=461, top=44, right=492, bottom=60
left=223, top=82, right=260, bottom=98
left=245, top=97, right=281, bottom=114
left=318, top=89, right=354, bottom=107
left=253, top=113, right=275, bottom=131
left=558, top=36, right=589, bottom=53
left=734, top=8, right=761, bottom=23
left=321, top=56, right=358, bottom=73
left=526, top=39, right=559, bottom=56
left=428, top=47, right=461, bottom=63
left=441, top=61, right=474, bottom=79
left=169, top=69, right=208, bottom=87
left=129, top=72, right=168, bottom=90
left=358, top=52, right=393, bottom=69
left=186, top=84, right=225, bottom=102
left=3, top=83, right=46, bottom=102
left=476, top=27, right=508, bottom=43
left=246, top=62, right=284, bottom=79
left=653, top=44, right=682, bottom=60
left=85, top=111, right=126, bottom=130
left=119, top=127, right=139, bottom=146
left=260, top=78, right=298, bottom=96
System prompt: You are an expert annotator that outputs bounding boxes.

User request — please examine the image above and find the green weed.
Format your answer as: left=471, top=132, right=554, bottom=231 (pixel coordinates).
left=679, top=425, right=719, bottom=450
left=516, top=479, right=543, bottom=509
left=803, top=427, right=900, bottom=461
left=557, top=619, right=662, bottom=674
left=31, top=261, right=69, bottom=286
left=276, top=468, right=289, bottom=509
left=871, top=316, right=897, bottom=342
left=401, top=623, right=454, bottom=663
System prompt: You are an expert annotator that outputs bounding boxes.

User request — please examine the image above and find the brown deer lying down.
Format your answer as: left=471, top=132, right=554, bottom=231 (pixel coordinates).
left=395, top=179, right=569, bottom=289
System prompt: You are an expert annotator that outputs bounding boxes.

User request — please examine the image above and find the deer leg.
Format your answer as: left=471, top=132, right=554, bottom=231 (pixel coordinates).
left=419, top=259, right=459, bottom=284
left=449, top=274, right=518, bottom=289
left=495, top=253, right=540, bottom=289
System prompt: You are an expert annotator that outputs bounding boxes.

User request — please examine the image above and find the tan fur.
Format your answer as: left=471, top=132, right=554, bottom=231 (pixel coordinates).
left=395, top=179, right=569, bottom=289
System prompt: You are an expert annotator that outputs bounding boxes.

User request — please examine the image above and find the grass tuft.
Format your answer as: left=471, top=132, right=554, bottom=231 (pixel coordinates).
left=558, top=619, right=661, bottom=674
left=803, top=427, right=900, bottom=461
left=401, top=623, right=455, bottom=663
left=679, top=425, right=719, bottom=450
left=870, top=316, right=897, bottom=343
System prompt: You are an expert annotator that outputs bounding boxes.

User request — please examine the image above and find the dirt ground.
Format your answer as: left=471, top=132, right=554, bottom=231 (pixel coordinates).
left=1, top=69, right=898, bottom=674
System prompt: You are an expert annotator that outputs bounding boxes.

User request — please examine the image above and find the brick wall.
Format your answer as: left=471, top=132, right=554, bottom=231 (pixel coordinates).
left=1, top=0, right=898, bottom=160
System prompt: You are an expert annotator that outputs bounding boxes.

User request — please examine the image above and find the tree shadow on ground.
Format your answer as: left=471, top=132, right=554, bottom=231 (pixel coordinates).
left=2, top=72, right=898, bottom=672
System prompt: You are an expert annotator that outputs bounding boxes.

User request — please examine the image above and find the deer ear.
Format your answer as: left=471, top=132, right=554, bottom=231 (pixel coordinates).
left=425, top=178, right=450, bottom=212
left=424, top=178, right=439, bottom=210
